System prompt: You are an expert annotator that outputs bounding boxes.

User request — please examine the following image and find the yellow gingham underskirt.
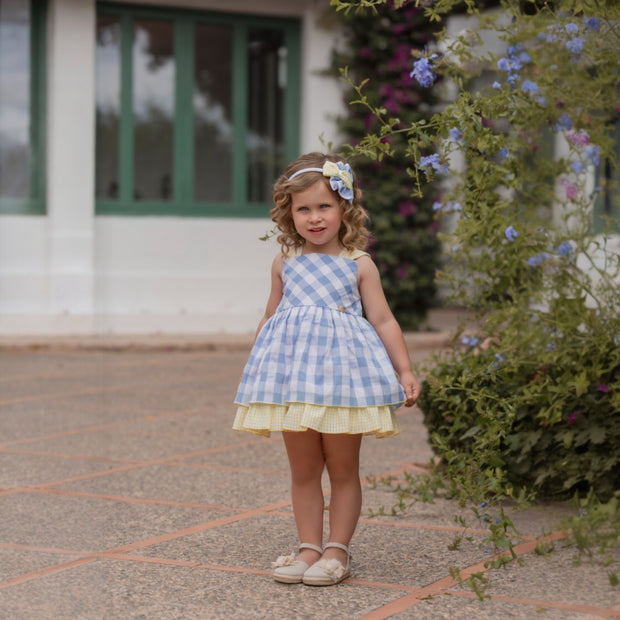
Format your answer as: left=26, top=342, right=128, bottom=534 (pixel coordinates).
left=233, top=402, right=401, bottom=438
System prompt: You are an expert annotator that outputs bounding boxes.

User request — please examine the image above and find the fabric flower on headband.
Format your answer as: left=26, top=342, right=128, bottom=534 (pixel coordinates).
left=323, top=161, right=354, bottom=202
left=288, top=161, right=354, bottom=202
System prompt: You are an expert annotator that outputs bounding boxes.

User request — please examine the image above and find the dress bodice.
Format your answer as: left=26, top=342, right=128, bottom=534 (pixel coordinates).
left=277, top=253, right=363, bottom=316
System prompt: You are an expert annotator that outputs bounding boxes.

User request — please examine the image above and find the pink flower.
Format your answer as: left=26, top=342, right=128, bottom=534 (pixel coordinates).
left=564, top=181, right=579, bottom=201
left=598, top=383, right=610, bottom=392
left=567, top=411, right=579, bottom=427
left=399, top=200, right=417, bottom=217
left=566, top=129, right=591, bottom=147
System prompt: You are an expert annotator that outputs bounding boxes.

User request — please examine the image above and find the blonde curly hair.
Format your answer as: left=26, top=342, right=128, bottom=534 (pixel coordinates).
left=271, top=152, right=370, bottom=255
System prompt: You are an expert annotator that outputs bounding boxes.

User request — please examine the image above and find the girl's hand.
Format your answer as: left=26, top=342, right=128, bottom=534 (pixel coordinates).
left=400, top=371, right=421, bottom=406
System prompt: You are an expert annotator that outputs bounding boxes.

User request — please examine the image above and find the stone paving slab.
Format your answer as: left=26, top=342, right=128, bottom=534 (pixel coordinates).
left=1, top=333, right=619, bottom=619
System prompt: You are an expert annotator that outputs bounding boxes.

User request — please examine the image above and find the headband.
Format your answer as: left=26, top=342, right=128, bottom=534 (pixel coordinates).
left=288, top=161, right=354, bottom=203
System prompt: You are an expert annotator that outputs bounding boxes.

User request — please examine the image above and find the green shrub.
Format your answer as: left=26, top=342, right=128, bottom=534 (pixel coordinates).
left=420, top=313, right=620, bottom=500
left=332, top=0, right=620, bottom=501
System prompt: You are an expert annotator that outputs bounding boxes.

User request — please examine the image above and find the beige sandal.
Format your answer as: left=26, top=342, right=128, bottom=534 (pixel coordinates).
left=302, top=542, right=351, bottom=586
left=272, top=543, right=323, bottom=584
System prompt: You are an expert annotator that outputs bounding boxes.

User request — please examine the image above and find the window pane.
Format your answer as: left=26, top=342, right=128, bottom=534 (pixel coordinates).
left=194, top=24, right=233, bottom=202
left=133, top=20, right=174, bottom=201
left=247, top=28, right=286, bottom=203
left=95, top=15, right=121, bottom=199
left=0, top=0, right=30, bottom=199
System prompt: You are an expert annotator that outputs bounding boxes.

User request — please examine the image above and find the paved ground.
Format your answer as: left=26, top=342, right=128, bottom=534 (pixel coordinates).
left=1, top=314, right=619, bottom=619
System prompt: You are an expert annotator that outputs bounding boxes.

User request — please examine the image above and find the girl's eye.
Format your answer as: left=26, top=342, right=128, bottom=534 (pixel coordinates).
left=320, top=204, right=331, bottom=209
left=296, top=206, right=308, bottom=212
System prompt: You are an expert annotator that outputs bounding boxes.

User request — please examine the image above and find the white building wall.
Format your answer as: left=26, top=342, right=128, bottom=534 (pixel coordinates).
left=0, top=0, right=345, bottom=335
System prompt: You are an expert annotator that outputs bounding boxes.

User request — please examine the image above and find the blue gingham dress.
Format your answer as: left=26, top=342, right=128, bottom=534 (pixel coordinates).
left=233, top=250, right=405, bottom=437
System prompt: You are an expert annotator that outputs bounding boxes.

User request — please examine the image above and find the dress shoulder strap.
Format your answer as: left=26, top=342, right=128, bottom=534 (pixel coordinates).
left=340, top=248, right=370, bottom=260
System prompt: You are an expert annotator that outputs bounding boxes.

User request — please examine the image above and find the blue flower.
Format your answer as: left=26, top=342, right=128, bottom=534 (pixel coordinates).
left=462, top=336, right=481, bottom=347
left=526, top=252, right=550, bottom=267
left=585, top=145, right=601, bottom=166
left=585, top=17, right=600, bottom=31
left=497, top=57, right=511, bottom=72
left=411, top=57, right=436, bottom=88
left=557, top=241, right=573, bottom=256
left=571, top=161, right=584, bottom=173
left=555, top=113, right=573, bottom=131
left=566, top=38, right=584, bottom=54
left=505, top=225, right=519, bottom=241
left=521, top=80, right=540, bottom=94
left=432, top=201, right=444, bottom=212
left=565, top=23, right=579, bottom=34
left=492, top=81, right=502, bottom=90
left=449, top=127, right=463, bottom=142
left=499, top=148, right=509, bottom=160
left=419, top=153, right=449, bottom=177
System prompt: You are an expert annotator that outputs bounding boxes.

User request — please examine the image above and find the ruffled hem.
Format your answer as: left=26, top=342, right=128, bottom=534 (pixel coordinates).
left=233, top=402, right=401, bottom=438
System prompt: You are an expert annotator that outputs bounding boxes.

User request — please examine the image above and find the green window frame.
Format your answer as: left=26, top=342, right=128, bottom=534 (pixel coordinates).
left=0, top=0, right=47, bottom=215
left=95, top=3, right=301, bottom=217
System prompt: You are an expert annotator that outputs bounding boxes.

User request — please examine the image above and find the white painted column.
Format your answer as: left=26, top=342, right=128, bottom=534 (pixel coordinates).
left=300, top=1, right=346, bottom=152
left=46, top=0, right=96, bottom=327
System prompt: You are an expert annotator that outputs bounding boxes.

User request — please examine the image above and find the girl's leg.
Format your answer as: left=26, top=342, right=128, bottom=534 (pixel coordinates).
left=321, top=433, right=363, bottom=565
left=282, top=430, right=325, bottom=565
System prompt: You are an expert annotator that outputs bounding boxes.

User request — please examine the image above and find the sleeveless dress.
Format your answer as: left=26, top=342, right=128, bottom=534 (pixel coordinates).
left=233, top=249, right=405, bottom=438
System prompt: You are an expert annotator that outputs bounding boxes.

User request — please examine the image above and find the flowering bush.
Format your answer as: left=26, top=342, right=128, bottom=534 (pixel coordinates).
left=333, top=0, right=620, bottom=501
left=328, top=3, right=443, bottom=329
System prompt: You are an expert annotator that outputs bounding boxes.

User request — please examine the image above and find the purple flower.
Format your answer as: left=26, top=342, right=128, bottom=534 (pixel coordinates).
left=598, top=383, right=610, bottom=393
left=432, top=200, right=444, bottom=212
left=571, top=161, right=584, bottom=173
left=419, top=153, right=449, bottom=177
left=565, top=23, right=579, bottom=35
left=396, top=266, right=407, bottom=279
left=585, top=17, right=600, bottom=31
left=566, top=38, right=584, bottom=55
left=521, top=80, right=540, bottom=94
left=567, top=411, right=579, bottom=427
left=411, top=57, right=437, bottom=88
left=505, top=225, right=519, bottom=241
left=492, top=81, right=502, bottom=90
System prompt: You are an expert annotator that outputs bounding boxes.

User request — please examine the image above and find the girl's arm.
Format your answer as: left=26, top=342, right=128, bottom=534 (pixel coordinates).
left=357, top=255, right=421, bottom=406
left=253, top=253, right=285, bottom=341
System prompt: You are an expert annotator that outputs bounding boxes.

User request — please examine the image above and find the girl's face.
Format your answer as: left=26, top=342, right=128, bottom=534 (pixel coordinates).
left=291, top=180, right=343, bottom=255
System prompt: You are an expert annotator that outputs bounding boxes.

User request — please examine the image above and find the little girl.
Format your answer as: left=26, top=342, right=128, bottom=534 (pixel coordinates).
left=233, top=152, right=421, bottom=586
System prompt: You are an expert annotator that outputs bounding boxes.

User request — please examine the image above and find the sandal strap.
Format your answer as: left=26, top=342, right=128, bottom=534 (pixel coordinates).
left=299, top=543, right=323, bottom=554
left=324, top=542, right=349, bottom=554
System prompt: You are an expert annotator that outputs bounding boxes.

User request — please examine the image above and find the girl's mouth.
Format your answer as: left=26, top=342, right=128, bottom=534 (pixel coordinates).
left=309, top=227, right=325, bottom=233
